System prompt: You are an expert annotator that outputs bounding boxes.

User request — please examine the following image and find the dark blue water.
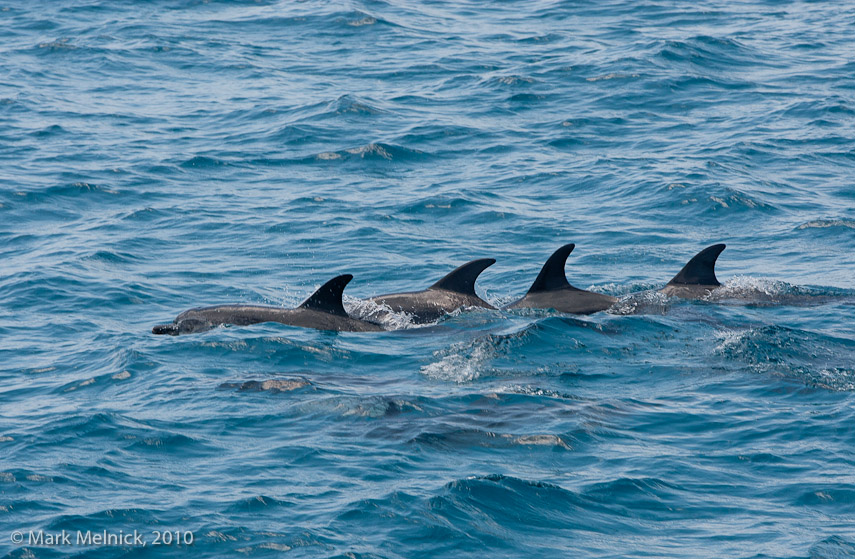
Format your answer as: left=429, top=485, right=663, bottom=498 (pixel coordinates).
left=2, top=1, right=855, bottom=557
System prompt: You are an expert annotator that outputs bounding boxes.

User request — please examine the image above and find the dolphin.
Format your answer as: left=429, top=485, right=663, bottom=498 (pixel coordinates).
left=660, top=244, right=726, bottom=298
left=366, top=258, right=496, bottom=323
left=152, top=274, right=384, bottom=335
left=505, top=244, right=617, bottom=314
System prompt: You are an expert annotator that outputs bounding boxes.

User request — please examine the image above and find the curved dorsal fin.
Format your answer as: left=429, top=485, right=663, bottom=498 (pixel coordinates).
left=429, top=258, right=495, bottom=295
left=298, top=274, right=352, bottom=316
left=527, top=243, right=578, bottom=293
left=667, top=244, right=725, bottom=286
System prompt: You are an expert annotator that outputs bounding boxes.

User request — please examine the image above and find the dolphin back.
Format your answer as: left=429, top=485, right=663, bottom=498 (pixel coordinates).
left=526, top=243, right=576, bottom=293
left=667, top=244, right=726, bottom=286
left=429, top=258, right=495, bottom=296
left=298, top=274, right=353, bottom=316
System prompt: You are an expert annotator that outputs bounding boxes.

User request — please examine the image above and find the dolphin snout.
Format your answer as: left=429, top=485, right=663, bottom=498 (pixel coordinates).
left=152, top=323, right=179, bottom=335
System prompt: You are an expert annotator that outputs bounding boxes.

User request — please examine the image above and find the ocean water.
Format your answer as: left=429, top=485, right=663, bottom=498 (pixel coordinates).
left=2, top=0, right=855, bottom=557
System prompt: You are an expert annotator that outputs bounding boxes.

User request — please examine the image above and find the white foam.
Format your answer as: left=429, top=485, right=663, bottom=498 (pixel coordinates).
left=343, top=295, right=417, bottom=330
left=710, top=276, right=792, bottom=301
left=714, top=328, right=750, bottom=353
left=514, top=434, right=572, bottom=449
left=815, top=368, right=855, bottom=392
left=609, top=289, right=671, bottom=315
left=420, top=340, right=493, bottom=383
left=345, top=143, right=392, bottom=159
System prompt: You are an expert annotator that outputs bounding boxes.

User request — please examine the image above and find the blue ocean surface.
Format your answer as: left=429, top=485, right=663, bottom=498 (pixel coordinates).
left=2, top=1, right=855, bottom=557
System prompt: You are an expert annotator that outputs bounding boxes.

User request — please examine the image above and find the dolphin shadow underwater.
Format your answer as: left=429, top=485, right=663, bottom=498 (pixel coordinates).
left=152, top=274, right=384, bottom=335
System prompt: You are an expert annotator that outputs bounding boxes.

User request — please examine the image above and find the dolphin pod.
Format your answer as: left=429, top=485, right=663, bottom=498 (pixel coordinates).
left=152, top=244, right=728, bottom=335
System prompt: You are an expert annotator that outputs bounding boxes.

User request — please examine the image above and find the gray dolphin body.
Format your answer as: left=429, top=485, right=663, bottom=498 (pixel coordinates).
left=505, top=244, right=617, bottom=314
left=366, top=258, right=496, bottom=323
left=660, top=244, right=726, bottom=298
left=152, top=274, right=384, bottom=335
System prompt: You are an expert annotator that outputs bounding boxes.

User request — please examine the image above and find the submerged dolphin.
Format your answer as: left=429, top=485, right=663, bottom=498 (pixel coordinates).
left=366, top=258, right=496, bottom=323
left=152, top=274, right=384, bottom=335
left=660, top=244, right=726, bottom=298
left=505, top=244, right=617, bottom=314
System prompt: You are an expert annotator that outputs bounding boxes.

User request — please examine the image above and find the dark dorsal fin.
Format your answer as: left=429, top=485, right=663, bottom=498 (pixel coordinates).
left=527, top=243, right=579, bottom=293
left=298, top=274, right=352, bottom=316
left=429, top=258, right=496, bottom=295
left=667, top=244, right=725, bottom=286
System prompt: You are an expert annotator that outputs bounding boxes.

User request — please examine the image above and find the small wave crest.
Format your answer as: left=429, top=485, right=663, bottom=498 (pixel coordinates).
left=313, top=142, right=429, bottom=163
left=808, top=536, right=855, bottom=559
left=420, top=327, right=539, bottom=383
left=796, top=218, right=855, bottom=230
left=497, top=384, right=580, bottom=400
left=706, top=187, right=775, bottom=212
left=14, top=182, right=120, bottom=202
left=296, top=395, right=424, bottom=419
left=328, top=94, right=384, bottom=115
left=481, top=74, right=537, bottom=87
left=420, top=339, right=493, bottom=383
left=710, top=276, right=846, bottom=305
left=218, top=378, right=312, bottom=393
left=225, top=495, right=296, bottom=513
left=180, top=155, right=229, bottom=169
left=410, top=428, right=572, bottom=450
left=714, top=326, right=855, bottom=391
left=654, top=35, right=759, bottom=70
left=342, top=11, right=378, bottom=27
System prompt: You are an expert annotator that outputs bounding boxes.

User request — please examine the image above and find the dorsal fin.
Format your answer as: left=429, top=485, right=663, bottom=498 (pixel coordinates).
left=429, top=258, right=495, bottom=295
left=298, top=274, right=352, bottom=316
left=667, top=244, right=725, bottom=286
left=527, top=243, right=579, bottom=293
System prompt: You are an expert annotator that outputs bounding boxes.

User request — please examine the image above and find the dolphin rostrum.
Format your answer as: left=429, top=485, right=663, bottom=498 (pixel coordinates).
left=152, top=274, right=384, bottom=335
left=505, top=244, right=617, bottom=314
left=660, top=244, right=726, bottom=298
left=366, top=258, right=496, bottom=323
